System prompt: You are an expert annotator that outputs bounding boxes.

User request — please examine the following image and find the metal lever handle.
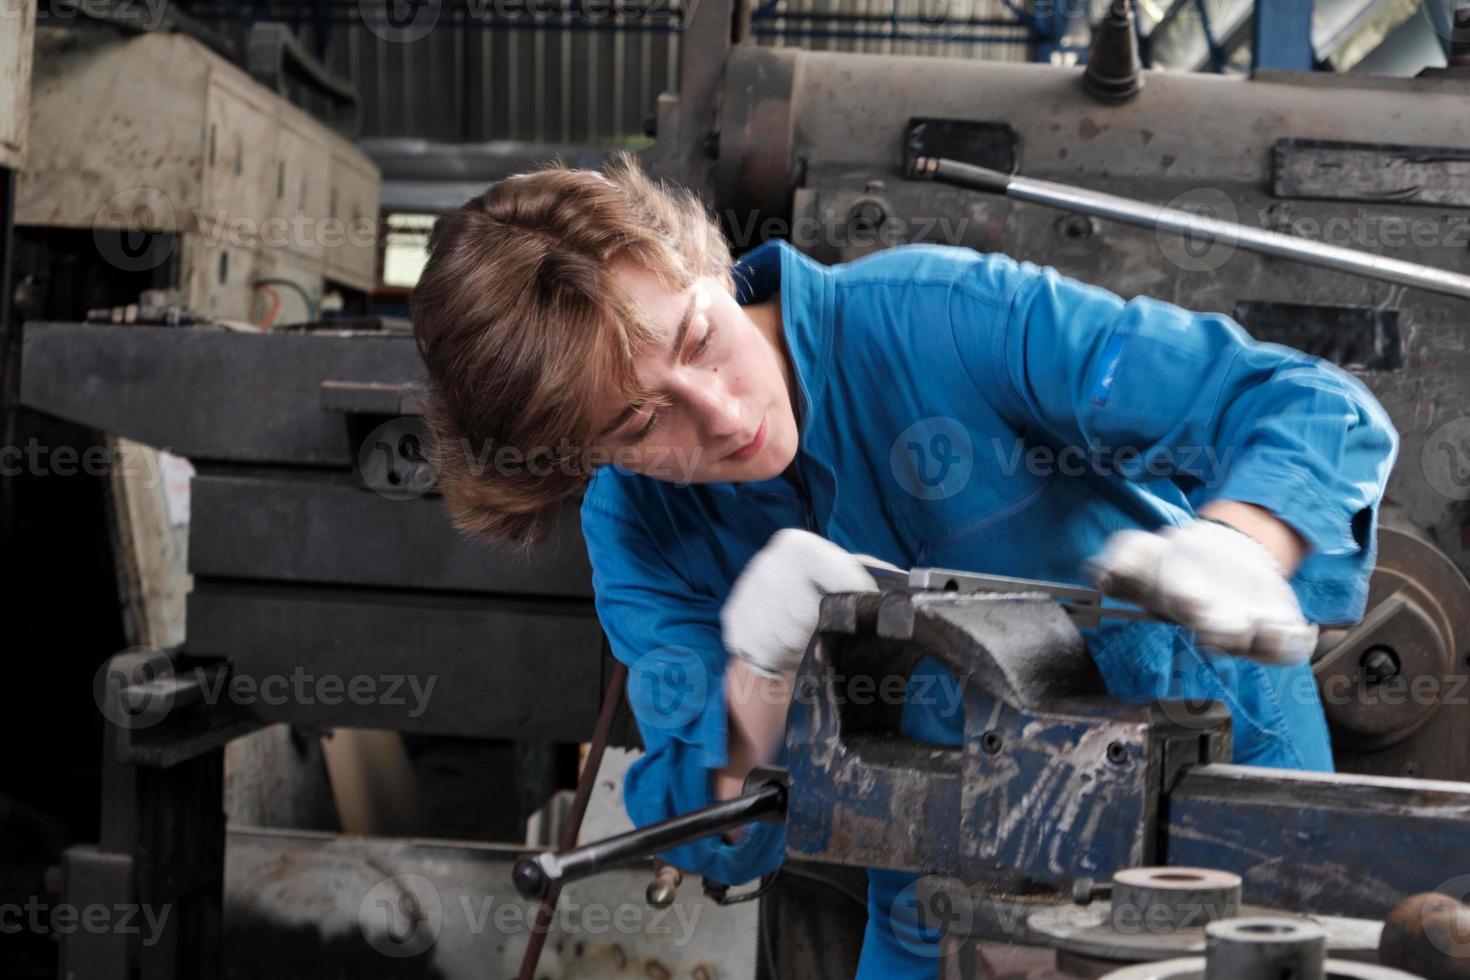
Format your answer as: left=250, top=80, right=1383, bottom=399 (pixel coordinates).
left=911, top=156, right=1470, bottom=303
left=511, top=777, right=788, bottom=900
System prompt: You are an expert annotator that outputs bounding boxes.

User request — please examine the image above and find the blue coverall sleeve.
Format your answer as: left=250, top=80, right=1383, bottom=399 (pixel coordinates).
left=947, top=256, right=1400, bottom=624
left=580, top=485, right=787, bottom=886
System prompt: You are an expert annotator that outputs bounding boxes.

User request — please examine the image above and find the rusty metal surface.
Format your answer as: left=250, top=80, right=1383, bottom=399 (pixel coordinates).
left=223, top=826, right=756, bottom=979
left=1273, top=139, right=1470, bottom=209
left=1165, top=764, right=1470, bottom=919
left=0, top=2, right=34, bottom=170
left=722, top=51, right=1470, bottom=198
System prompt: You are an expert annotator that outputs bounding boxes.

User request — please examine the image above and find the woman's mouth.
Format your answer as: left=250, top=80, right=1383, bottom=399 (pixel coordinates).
left=725, top=416, right=768, bottom=463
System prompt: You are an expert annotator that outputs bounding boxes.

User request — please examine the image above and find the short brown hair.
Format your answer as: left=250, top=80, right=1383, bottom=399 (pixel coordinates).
left=411, top=151, right=733, bottom=547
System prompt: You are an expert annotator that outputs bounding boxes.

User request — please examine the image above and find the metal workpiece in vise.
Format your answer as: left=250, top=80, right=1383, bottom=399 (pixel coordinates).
left=782, top=589, right=1227, bottom=888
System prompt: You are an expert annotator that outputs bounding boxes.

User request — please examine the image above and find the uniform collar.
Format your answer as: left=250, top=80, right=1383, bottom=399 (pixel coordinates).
left=732, top=239, right=834, bottom=454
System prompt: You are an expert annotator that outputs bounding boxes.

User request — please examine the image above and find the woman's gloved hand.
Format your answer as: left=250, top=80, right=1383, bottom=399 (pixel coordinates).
left=721, top=529, right=880, bottom=678
left=1084, top=519, right=1318, bottom=666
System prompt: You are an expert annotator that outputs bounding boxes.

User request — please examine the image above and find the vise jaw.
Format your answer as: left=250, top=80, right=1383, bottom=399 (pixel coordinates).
left=783, top=590, right=1231, bottom=891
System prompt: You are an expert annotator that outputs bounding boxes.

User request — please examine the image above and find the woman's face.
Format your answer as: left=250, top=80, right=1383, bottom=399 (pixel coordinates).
left=590, top=261, right=799, bottom=485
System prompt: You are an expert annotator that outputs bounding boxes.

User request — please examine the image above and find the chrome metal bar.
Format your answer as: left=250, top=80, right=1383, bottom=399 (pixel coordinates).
left=913, top=157, right=1470, bottom=303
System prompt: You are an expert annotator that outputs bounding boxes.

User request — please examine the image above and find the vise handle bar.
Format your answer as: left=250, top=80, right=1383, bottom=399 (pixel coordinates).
left=511, top=774, right=788, bottom=901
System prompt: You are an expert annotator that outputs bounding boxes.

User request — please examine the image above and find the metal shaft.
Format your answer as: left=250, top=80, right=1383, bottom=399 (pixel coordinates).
left=913, top=157, right=1470, bottom=303
left=512, top=780, right=787, bottom=900
left=516, top=658, right=628, bottom=980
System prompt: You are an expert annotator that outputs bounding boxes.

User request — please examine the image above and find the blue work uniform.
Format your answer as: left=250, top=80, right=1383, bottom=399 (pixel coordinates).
left=579, top=239, right=1398, bottom=978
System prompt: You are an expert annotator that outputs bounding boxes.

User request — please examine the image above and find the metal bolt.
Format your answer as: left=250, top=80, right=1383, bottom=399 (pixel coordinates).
left=1071, top=877, right=1113, bottom=906
left=1360, top=646, right=1401, bottom=685
left=1059, top=215, right=1097, bottom=239
left=1106, top=742, right=1130, bottom=765
left=646, top=863, right=683, bottom=908
left=848, top=200, right=887, bottom=235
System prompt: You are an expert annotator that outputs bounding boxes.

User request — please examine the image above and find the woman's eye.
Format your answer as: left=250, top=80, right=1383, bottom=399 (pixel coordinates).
left=632, top=411, right=660, bottom=442
left=693, top=326, right=715, bottom=357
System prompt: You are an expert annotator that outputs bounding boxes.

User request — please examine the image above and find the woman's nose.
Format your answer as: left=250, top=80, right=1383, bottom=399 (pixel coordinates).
left=685, top=379, right=742, bottom=438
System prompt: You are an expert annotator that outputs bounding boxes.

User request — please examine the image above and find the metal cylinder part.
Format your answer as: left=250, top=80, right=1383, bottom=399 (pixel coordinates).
left=1110, top=868, right=1243, bottom=933
left=1202, top=917, right=1327, bottom=980
left=1313, top=522, right=1470, bottom=777
left=1100, top=919, right=1422, bottom=978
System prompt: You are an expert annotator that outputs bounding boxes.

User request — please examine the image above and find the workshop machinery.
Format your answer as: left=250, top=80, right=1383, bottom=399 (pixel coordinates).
left=519, top=3, right=1470, bottom=973
left=13, top=3, right=1470, bottom=979
left=17, top=317, right=627, bottom=979
left=642, top=0, right=1470, bottom=784
left=515, top=579, right=1470, bottom=977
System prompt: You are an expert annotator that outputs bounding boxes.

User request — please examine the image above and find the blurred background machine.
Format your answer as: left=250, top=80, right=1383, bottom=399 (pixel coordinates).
left=3, top=1, right=1470, bottom=979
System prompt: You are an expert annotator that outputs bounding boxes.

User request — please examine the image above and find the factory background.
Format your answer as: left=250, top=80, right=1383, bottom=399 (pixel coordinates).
left=2, top=2, right=1469, bottom=979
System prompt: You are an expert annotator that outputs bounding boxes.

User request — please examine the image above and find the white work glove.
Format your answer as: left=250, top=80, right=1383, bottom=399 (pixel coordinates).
left=1084, top=519, right=1318, bottom=666
left=721, top=529, right=880, bottom=678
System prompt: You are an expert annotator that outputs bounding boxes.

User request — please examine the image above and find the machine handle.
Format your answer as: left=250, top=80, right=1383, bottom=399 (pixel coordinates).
left=511, top=776, right=788, bottom=900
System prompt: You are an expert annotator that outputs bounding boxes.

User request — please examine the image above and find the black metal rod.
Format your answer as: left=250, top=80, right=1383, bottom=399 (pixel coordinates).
left=512, top=780, right=788, bottom=899
left=515, top=657, right=628, bottom=980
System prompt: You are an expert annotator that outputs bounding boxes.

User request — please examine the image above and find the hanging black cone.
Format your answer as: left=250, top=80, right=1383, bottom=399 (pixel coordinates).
left=1083, top=0, right=1144, bottom=103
